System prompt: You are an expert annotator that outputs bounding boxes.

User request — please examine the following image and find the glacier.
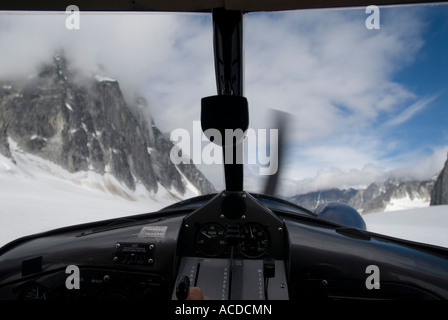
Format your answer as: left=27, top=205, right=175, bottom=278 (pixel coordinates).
left=0, top=139, right=201, bottom=247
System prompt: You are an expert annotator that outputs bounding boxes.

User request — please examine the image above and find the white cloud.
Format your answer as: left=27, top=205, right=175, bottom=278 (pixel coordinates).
left=266, top=144, right=448, bottom=197
left=384, top=93, right=440, bottom=127
left=244, top=8, right=423, bottom=140
left=386, top=145, right=448, bottom=181
left=0, top=12, right=215, bottom=130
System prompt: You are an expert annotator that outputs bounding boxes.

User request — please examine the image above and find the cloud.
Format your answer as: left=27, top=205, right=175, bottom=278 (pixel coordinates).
left=393, top=146, right=448, bottom=180
left=0, top=8, right=425, bottom=136
left=383, top=93, right=440, bottom=127
left=268, top=144, right=448, bottom=197
left=289, top=164, right=387, bottom=195
left=244, top=8, right=423, bottom=141
left=0, top=12, right=215, bottom=130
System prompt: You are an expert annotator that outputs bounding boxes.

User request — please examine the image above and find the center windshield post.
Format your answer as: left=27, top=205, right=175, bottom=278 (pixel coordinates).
left=201, top=9, right=247, bottom=192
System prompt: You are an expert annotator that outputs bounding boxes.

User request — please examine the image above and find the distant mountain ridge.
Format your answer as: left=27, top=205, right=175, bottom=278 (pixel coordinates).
left=288, top=178, right=435, bottom=214
left=0, top=53, right=215, bottom=198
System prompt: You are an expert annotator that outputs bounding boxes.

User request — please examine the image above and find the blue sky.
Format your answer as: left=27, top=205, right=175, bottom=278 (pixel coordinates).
left=389, top=6, right=448, bottom=156
left=0, top=4, right=447, bottom=196
left=239, top=5, right=448, bottom=195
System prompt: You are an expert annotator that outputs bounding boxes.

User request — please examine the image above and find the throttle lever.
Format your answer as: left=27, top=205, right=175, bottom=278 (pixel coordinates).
left=263, top=258, right=275, bottom=300
left=175, top=275, right=190, bottom=300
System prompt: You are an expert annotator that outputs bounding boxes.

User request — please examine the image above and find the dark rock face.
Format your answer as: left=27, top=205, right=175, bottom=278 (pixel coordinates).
left=289, top=178, right=434, bottom=213
left=431, top=155, right=448, bottom=205
left=0, top=54, right=215, bottom=196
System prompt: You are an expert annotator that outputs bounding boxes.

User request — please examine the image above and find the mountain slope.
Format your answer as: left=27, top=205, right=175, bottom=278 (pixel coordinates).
left=0, top=149, right=187, bottom=247
left=0, top=53, right=215, bottom=199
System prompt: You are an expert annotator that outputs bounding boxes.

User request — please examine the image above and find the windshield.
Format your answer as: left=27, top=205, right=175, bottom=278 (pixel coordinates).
left=0, top=4, right=447, bottom=248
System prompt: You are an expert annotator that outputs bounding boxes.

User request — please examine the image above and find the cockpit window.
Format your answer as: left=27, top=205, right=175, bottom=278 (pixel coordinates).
left=0, top=3, right=447, bottom=247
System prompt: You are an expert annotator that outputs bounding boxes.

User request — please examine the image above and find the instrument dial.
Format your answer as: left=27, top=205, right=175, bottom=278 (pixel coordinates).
left=238, top=223, right=270, bottom=258
left=195, top=223, right=227, bottom=257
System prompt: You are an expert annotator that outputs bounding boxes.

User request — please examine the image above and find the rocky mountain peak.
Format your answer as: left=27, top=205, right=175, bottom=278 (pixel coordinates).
left=0, top=53, right=215, bottom=197
left=431, top=153, right=448, bottom=205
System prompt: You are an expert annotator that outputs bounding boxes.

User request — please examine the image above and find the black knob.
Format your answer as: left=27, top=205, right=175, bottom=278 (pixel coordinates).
left=175, top=275, right=190, bottom=300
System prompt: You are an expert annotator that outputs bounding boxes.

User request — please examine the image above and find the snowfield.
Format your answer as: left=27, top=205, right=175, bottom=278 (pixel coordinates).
left=0, top=143, right=199, bottom=247
left=364, top=205, right=448, bottom=248
left=1, top=144, right=448, bottom=249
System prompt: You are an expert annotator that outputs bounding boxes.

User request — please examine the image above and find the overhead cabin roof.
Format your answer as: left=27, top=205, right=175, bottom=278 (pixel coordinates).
left=0, top=0, right=444, bottom=12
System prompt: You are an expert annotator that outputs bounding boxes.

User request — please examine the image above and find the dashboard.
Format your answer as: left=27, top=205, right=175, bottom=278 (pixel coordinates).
left=1, top=191, right=448, bottom=300
left=173, top=191, right=289, bottom=300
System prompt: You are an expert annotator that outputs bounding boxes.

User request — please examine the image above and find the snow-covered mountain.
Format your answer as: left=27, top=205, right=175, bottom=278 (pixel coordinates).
left=0, top=53, right=215, bottom=201
left=288, top=178, right=435, bottom=214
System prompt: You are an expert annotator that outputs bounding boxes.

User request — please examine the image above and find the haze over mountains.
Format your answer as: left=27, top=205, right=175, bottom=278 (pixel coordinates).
left=288, top=178, right=435, bottom=213
left=287, top=149, right=448, bottom=214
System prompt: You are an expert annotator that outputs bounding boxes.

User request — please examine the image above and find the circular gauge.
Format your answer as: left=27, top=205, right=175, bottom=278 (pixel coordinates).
left=196, top=223, right=227, bottom=257
left=238, top=223, right=270, bottom=258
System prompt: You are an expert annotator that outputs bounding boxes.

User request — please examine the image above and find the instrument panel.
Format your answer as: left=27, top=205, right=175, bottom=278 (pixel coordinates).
left=195, top=222, right=270, bottom=258
left=174, top=191, right=288, bottom=300
left=179, top=191, right=285, bottom=260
